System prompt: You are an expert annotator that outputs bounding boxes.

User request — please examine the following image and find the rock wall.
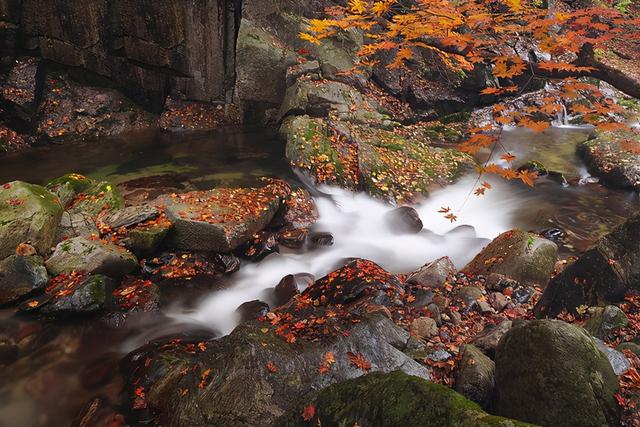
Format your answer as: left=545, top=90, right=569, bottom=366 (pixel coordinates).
left=0, top=0, right=239, bottom=111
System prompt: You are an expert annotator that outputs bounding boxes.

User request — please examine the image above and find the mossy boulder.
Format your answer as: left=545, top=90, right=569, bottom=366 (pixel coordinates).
left=46, top=173, right=122, bottom=216
left=455, top=344, right=496, bottom=409
left=0, top=255, right=48, bottom=305
left=494, top=320, right=619, bottom=427
left=0, top=181, right=64, bottom=259
left=281, top=371, right=535, bottom=427
left=463, top=230, right=558, bottom=286
left=536, top=211, right=640, bottom=317
left=161, top=182, right=288, bottom=252
left=45, top=237, right=138, bottom=277
left=282, top=115, right=473, bottom=203
left=125, top=224, right=170, bottom=257
left=578, top=131, right=640, bottom=190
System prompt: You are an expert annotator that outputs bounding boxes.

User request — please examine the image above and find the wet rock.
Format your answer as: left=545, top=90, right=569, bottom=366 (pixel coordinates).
left=518, top=161, right=568, bottom=186
left=277, top=228, right=309, bottom=249
left=0, top=57, right=43, bottom=127
left=411, top=316, right=438, bottom=339
left=536, top=211, right=640, bottom=317
left=274, top=274, right=301, bottom=306
left=0, top=180, right=64, bottom=258
left=585, top=305, right=628, bottom=340
left=124, top=312, right=428, bottom=426
left=485, top=273, right=520, bottom=292
left=384, top=206, right=423, bottom=234
left=275, top=188, right=318, bottom=229
left=239, top=231, right=279, bottom=261
left=55, top=211, right=99, bottom=243
left=45, top=237, right=138, bottom=277
left=212, top=253, right=241, bottom=275
left=161, top=182, right=288, bottom=252
left=281, top=371, right=532, bottom=427
left=98, top=205, right=159, bottom=230
left=470, top=320, right=513, bottom=358
left=39, top=275, right=112, bottom=314
left=455, top=344, right=495, bottom=409
left=578, top=131, right=640, bottom=190
left=494, top=320, right=619, bottom=427
left=406, top=256, right=456, bottom=289
left=539, top=227, right=566, bottom=243
left=308, top=231, right=334, bottom=248
left=112, top=278, right=160, bottom=313
left=512, top=286, right=536, bottom=304
left=235, top=300, right=270, bottom=323
left=72, top=397, right=127, bottom=427
left=593, top=338, right=631, bottom=376
left=0, top=255, right=48, bottom=305
left=463, top=229, right=558, bottom=286
left=47, top=173, right=123, bottom=216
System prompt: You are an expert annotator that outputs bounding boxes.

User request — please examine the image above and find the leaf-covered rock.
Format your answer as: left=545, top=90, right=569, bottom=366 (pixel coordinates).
left=578, top=131, right=640, bottom=190
left=46, top=173, right=122, bottom=216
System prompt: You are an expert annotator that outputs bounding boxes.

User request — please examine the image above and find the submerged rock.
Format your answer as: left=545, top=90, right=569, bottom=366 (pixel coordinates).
left=45, top=237, right=138, bottom=277
left=384, top=206, right=423, bottom=234
left=463, top=229, right=558, bottom=286
left=281, top=371, right=532, bottom=427
left=0, top=181, right=64, bottom=259
left=162, top=181, right=289, bottom=252
left=494, top=320, right=619, bottom=427
left=536, top=212, right=640, bottom=317
left=0, top=255, right=48, bottom=305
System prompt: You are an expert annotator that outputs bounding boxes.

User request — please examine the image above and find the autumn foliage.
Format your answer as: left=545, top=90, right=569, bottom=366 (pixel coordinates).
left=302, top=0, right=640, bottom=188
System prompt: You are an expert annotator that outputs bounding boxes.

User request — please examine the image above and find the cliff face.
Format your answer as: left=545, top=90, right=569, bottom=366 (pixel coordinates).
left=0, top=0, right=240, bottom=111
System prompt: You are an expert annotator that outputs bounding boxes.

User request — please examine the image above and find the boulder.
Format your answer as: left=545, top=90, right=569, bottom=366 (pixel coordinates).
left=494, top=320, right=619, bottom=427
left=384, top=206, right=423, bottom=234
left=411, top=316, right=438, bottom=339
left=0, top=181, right=64, bottom=259
left=464, top=230, right=558, bottom=286
left=98, top=204, right=158, bottom=230
left=123, top=258, right=427, bottom=426
left=536, top=212, right=640, bottom=316
left=407, top=257, right=457, bottom=288
left=281, top=371, right=533, bottom=427
left=454, top=344, right=496, bottom=409
left=0, top=255, right=48, bottom=305
left=125, top=224, right=170, bottom=258
left=161, top=182, right=288, bottom=252
left=46, top=173, right=122, bottom=216
left=235, top=299, right=270, bottom=323
left=282, top=116, right=472, bottom=202
left=277, top=79, right=384, bottom=124
left=578, top=131, right=640, bottom=190
left=45, top=237, right=138, bottom=277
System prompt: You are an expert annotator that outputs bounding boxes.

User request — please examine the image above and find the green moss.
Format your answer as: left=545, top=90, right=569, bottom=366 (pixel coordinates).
left=441, top=111, right=472, bottom=124
left=282, top=371, right=536, bottom=426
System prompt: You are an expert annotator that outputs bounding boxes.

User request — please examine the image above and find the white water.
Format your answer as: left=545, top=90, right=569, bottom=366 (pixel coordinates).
left=178, top=175, right=518, bottom=335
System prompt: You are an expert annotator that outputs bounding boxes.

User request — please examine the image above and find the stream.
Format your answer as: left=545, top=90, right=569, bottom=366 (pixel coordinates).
left=0, top=125, right=639, bottom=426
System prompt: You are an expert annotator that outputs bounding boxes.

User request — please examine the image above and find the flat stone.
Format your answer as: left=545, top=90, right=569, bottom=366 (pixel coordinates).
left=45, top=237, right=138, bottom=277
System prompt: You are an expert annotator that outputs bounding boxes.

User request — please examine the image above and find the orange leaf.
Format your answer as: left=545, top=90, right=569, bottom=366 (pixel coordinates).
left=302, top=403, right=316, bottom=421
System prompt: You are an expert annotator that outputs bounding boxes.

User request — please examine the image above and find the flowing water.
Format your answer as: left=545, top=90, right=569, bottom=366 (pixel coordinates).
left=0, top=125, right=638, bottom=426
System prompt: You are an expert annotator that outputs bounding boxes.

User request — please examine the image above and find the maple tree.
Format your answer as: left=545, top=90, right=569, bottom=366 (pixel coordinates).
left=302, top=0, right=640, bottom=191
